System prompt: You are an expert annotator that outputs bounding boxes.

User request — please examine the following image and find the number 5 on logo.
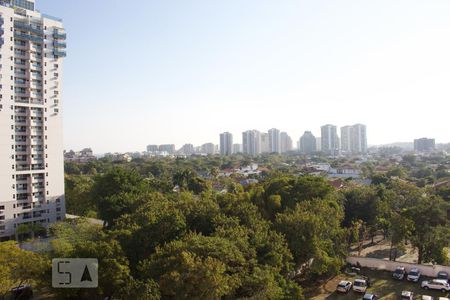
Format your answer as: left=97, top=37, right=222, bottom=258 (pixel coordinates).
left=52, top=258, right=98, bottom=288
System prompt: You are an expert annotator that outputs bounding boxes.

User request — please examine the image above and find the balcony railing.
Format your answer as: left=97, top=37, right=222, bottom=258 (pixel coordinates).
left=14, top=32, right=43, bottom=43
left=53, top=50, right=66, bottom=57
left=53, top=41, right=66, bottom=48
left=14, top=22, right=43, bottom=36
left=53, top=32, right=66, bottom=39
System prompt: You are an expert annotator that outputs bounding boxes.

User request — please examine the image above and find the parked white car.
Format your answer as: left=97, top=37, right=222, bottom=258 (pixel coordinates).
left=336, top=280, right=352, bottom=293
left=353, top=278, right=369, bottom=293
left=407, top=268, right=421, bottom=282
left=421, top=296, right=434, bottom=300
left=421, top=279, right=450, bottom=292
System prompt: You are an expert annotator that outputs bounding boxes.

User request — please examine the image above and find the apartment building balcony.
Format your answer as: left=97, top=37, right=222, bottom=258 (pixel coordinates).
left=15, top=118, right=28, bottom=125
left=30, top=129, right=43, bottom=135
left=16, top=164, right=30, bottom=171
left=14, top=32, right=44, bottom=44
left=30, top=120, right=43, bottom=127
left=30, top=147, right=43, bottom=154
left=30, top=43, right=42, bottom=50
left=15, top=41, right=27, bottom=48
left=14, top=22, right=43, bottom=36
left=30, top=72, right=42, bottom=79
left=14, top=50, right=28, bottom=58
left=30, top=82, right=42, bottom=89
left=14, top=80, right=28, bottom=88
left=17, top=193, right=31, bottom=201
left=30, top=53, right=42, bottom=61
left=30, top=99, right=43, bottom=105
left=30, top=64, right=42, bottom=72
left=53, top=41, right=66, bottom=48
left=14, top=109, right=28, bottom=117
left=14, top=60, right=27, bottom=67
left=16, top=186, right=29, bottom=193
left=30, top=91, right=42, bottom=98
left=53, top=32, right=66, bottom=39
left=15, top=70, right=28, bottom=77
left=16, top=176, right=30, bottom=184
left=15, top=130, right=29, bottom=136
left=53, top=50, right=66, bottom=57
left=31, top=164, right=44, bottom=171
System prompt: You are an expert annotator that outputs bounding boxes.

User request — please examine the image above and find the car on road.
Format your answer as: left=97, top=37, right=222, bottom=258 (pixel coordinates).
left=353, top=278, right=369, bottom=293
left=401, top=291, right=414, bottom=300
left=336, top=280, right=352, bottom=293
left=407, top=268, right=421, bottom=282
left=437, top=271, right=449, bottom=282
left=421, top=279, right=450, bottom=292
left=421, top=296, right=434, bottom=300
left=393, top=266, right=406, bottom=280
left=362, top=293, right=378, bottom=300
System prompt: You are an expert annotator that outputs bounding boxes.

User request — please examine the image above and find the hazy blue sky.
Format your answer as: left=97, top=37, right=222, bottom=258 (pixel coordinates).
left=39, top=0, right=450, bottom=153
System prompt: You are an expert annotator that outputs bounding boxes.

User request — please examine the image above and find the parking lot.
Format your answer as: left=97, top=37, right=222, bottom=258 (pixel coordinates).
left=307, top=269, right=450, bottom=299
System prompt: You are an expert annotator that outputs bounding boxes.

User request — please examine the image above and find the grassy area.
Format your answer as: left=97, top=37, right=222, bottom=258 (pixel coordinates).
left=306, top=269, right=450, bottom=300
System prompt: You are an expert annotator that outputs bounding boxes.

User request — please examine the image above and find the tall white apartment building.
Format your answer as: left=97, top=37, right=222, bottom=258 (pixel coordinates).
left=242, top=130, right=261, bottom=156
left=268, top=128, right=280, bottom=154
left=0, top=0, right=66, bottom=240
left=260, top=132, right=269, bottom=154
left=350, top=124, right=367, bottom=154
left=280, top=132, right=292, bottom=153
left=219, top=132, right=233, bottom=156
left=321, top=124, right=339, bottom=156
left=340, top=126, right=352, bottom=154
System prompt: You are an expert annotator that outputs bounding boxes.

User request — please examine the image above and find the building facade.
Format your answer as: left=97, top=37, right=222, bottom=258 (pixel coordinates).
left=350, top=124, right=367, bottom=154
left=268, top=128, right=281, bottom=153
left=159, top=144, right=175, bottom=154
left=260, top=132, right=269, bottom=154
left=299, top=131, right=316, bottom=154
left=321, top=124, right=339, bottom=156
left=0, top=0, right=66, bottom=239
left=219, top=132, right=233, bottom=156
left=242, top=130, right=261, bottom=156
left=340, top=126, right=352, bottom=153
left=232, top=143, right=241, bottom=154
left=280, top=132, right=292, bottom=153
left=201, top=143, right=215, bottom=155
left=146, top=144, right=158, bottom=153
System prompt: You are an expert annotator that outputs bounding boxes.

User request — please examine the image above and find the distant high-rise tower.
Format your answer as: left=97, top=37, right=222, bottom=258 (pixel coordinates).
left=159, top=144, right=176, bottom=154
left=260, top=132, right=269, bottom=153
left=219, top=132, right=233, bottom=156
left=201, top=143, right=215, bottom=155
left=0, top=0, right=67, bottom=239
left=340, top=126, right=352, bottom=154
left=232, top=143, right=242, bottom=154
left=268, top=128, right=281, bottom=153
left=280, top=132, right=292, bottom=153
left=321, top=124, right=339, bottom=156
left=299, top=131, right=316, bottom=154
left=242, top=130, right=261, bottom=156
left=350, top=124, right=367, bottom=154
left=316, top=137, right=322, bottom=151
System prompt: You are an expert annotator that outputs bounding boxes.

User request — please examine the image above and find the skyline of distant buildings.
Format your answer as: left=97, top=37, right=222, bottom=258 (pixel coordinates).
left=137, top=124, right=447, bottom=157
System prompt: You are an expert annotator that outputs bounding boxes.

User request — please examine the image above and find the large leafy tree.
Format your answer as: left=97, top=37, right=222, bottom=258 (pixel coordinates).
left=92, top=167, right=149, bottom=226
left=0, top=241, right=49, bottom=300
left=275, top=198, right=346, bottom=278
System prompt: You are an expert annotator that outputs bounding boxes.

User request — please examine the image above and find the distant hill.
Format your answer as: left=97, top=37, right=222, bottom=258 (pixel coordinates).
left=373, top=142, right=414, bottom=150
